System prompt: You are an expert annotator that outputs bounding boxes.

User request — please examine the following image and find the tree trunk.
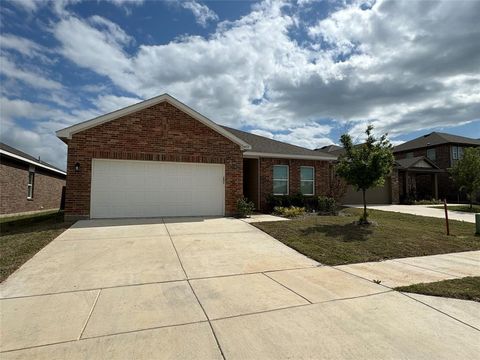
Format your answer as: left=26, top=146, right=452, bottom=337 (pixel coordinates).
left=362, top=189, right=367, bottom=222
left=470, top=192, right=473, bottom=210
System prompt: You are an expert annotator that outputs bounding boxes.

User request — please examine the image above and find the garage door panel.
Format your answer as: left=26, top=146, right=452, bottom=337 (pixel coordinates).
left=91, top=159, right=225, bottom=218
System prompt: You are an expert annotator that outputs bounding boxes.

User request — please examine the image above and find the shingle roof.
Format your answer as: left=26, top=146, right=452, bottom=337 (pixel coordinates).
left=317, top=146, right=345, bottom=156
left=220, top=126, right=336, bottom=160
left=393, top=132, right=480, bottom=153
left=0, top=142, right=66, bottom=175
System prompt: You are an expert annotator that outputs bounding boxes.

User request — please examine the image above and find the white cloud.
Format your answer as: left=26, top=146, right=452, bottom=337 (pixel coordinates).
left=0, top=33, right=52, bottom=62
left=53, top=16, right=136, bottom=89
left=0, top=56, right=62, bottom=89
left=3, top=0, right=480, bottom=168
left=8, top=0, right=41, bottom=13
left=0, top=93, right=142, bottom=169
left=181, top=1, right=219, bottom=27
left=0, top=97, right=70, bottom=169
left=50, top=0, right=480, bottom=149
left=94, top=94, right=142, bottom=113
left=89, top=15, right=135, bottom=46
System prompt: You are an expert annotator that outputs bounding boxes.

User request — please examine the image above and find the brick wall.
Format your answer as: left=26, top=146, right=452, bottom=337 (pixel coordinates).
left=0, top=156, right=65, bottom=215
left=395, top=144, right=451, bottom=169
left=258, top=158, right=330, bottom=211
left=65, top=101, right=243, bottom=218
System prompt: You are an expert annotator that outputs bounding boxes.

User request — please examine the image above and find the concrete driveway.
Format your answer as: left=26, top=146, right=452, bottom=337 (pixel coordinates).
left=1, top=217, right=479, bottom=359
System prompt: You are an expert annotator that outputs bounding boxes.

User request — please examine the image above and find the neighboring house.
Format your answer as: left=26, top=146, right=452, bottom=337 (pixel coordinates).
left=56, top=94, right=336, bottom=220
left=393, top=132, right=480, bottom=202
left=0, top=142, right=66, bottom=216
left=316, top=144, right=399, bottom=205
left=317, top=131, right=480, bottom=205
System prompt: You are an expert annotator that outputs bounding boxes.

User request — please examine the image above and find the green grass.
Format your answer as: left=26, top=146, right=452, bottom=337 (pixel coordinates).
left=0, top=209, right=60, bottom=224
left=396, top=277, right=480, bottom=302
left=430, top=205, right=480, bottom=213
left=253, top=208, right=480, bottom=266
left=0, top=211, right=74, bottom=282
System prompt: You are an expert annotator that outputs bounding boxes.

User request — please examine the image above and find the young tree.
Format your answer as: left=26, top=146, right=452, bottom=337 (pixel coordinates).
left=450, top=147, right=480, bottom=210
left=336, top=125, right=394, bottom=224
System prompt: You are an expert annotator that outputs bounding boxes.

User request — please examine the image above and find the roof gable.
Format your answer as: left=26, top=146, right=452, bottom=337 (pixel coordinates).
left=56, top=94, right=251, bottom=150
left=396, top=156, right=440, bottom=169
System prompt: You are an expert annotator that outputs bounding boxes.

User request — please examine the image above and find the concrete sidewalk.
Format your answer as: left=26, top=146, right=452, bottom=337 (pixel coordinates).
left=348, top=204, right=476, bottom=223
left=337, top=251, right=480, bottom=287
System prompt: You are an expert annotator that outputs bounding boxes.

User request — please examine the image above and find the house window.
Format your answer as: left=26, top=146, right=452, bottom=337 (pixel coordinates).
left=426, top=148, right=436, bottom=161
left=273, top=165, right=289, bottom=195
left=406, top=152, right=414, bottom=158
left=300, top=166, right=314, bottom=195
left=452, top=146, right=463, bottom=160
left=27, top=166, right=35, bottom=199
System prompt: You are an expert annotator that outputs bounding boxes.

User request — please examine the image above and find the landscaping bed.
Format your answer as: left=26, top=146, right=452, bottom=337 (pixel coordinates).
left=396, top=277, right=480, bottom=302
left=0, top=211, right=74, bottom=282
left=252, top=208, right=480, bottom=266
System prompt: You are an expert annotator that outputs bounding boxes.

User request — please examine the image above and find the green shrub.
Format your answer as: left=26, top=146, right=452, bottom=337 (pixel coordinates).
left=414, top=199, right=443, bottom=205
left=266, top=194, right=286, bottom=210
left=304, top=196, right=318, bottom=211
left=317, top=196, right=336, bottom=214
left=266, top=193, right=317, bottom=212
left=290, top=192, right=305, bottom=207
left=273, top=206, right=306, bottom=218
left=236, top=198, right=255, bottom=218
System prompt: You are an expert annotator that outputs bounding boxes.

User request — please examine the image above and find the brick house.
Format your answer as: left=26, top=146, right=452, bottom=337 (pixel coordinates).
left=0, top=143, right=66, bottom=216
left=57, top=94, right=336, bottom=220
left=393, top=132, right=480, bottom=202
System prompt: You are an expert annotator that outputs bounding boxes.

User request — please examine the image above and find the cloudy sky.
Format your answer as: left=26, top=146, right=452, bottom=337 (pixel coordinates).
left=1, top=0, right=479, bottom=170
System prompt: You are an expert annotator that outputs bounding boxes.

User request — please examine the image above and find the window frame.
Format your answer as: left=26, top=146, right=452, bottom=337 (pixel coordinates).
left=272, top=165, right=289, bottom=195
left=406, top=152, right=414, bottom=158
left=426, top=148, right=436, bottom=161
left=452, top=145, right=459, bottom=160
left=300, top=166, right=315, bottom=196
left=27, top=166, right=35, bottom=199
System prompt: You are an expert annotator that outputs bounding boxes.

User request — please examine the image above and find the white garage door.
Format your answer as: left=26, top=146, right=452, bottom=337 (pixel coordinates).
left=90, top=159, right=225, bottom=218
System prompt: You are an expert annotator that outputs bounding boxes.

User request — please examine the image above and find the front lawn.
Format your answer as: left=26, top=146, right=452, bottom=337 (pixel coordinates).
left=396, top=277, right=480, bottom=302
left=0, top=211, right=74, bottom=282
left=253, top=208, right=480, bottom=266
left=430, top=205, right=480, bottom=213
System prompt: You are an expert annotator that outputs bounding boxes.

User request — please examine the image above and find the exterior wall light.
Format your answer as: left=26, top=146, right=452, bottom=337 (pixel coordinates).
left=75, top=162, right=80, bottom=172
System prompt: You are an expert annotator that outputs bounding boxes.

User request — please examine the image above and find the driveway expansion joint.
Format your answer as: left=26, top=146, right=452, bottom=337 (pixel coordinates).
left=162, top=218, right=226, bottom=360
left=262, top=272, right=313, bottom=304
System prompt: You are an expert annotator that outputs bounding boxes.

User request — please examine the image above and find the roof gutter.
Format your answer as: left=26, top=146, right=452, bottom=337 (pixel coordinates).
left=0, top=149, right=66, bottom=175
